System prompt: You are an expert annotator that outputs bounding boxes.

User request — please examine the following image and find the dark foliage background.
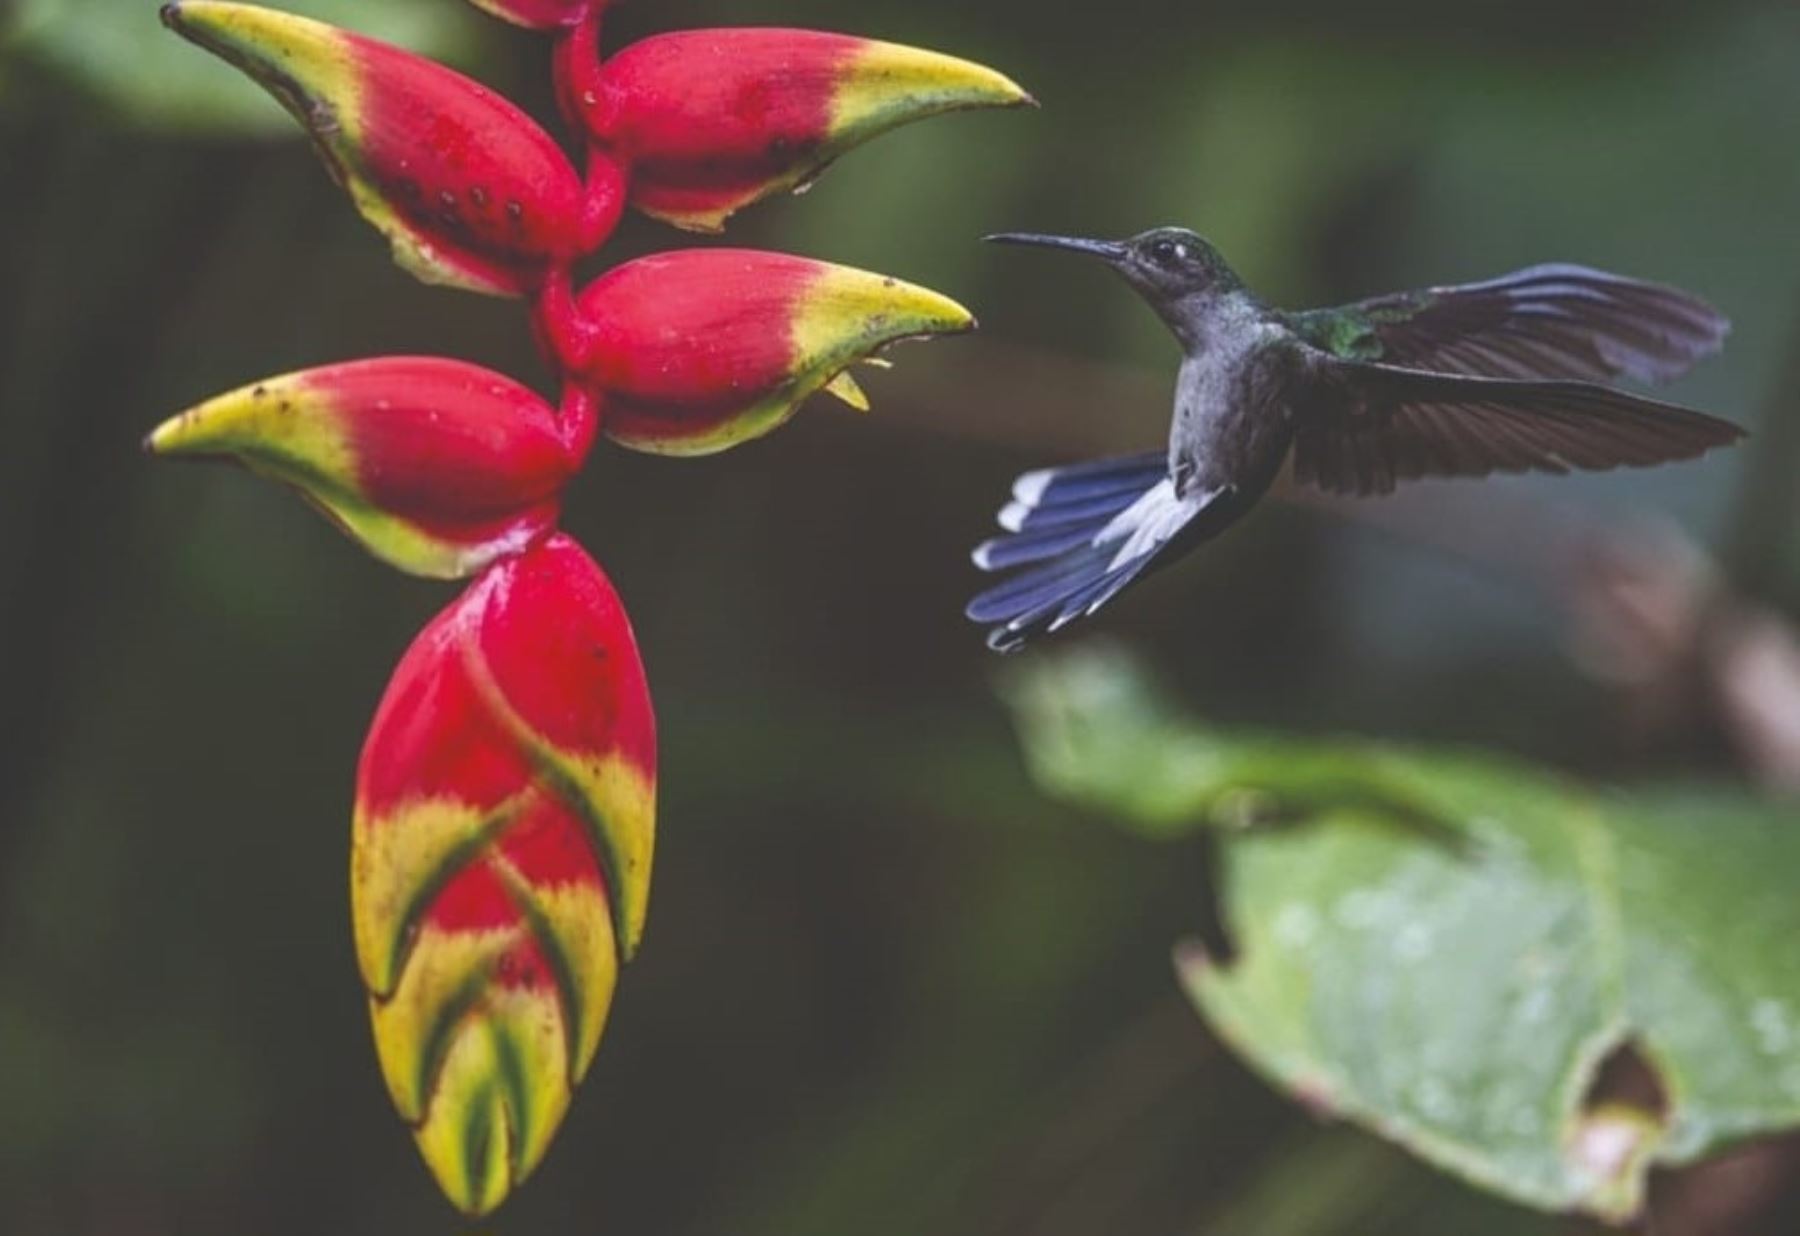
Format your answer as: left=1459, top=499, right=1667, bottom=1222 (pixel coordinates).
left=2, top=0, right=1797, bottom=1231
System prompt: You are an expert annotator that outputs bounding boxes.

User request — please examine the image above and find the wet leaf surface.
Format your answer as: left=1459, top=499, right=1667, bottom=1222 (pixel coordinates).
left=1007, top=648, right=1800, bottom=1221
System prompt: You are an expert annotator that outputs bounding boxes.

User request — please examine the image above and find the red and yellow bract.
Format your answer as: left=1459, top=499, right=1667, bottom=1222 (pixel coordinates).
left=354, top=534, right=654, bottom=1213
left=162, top=1, right=614, bottom=295
left=543, top=249, right=976, bottom=454
left=146, top=358, right=585, bottom=578
left=587, top=28, right=1033, bottom=231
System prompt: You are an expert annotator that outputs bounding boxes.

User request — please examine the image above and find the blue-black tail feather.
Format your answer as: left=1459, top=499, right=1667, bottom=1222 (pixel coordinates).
left=1002, top=451, right=1165, bottom=526
left=972, top=522, right=1111, bottom=572
left=969, top=453, right=1222, bottom=651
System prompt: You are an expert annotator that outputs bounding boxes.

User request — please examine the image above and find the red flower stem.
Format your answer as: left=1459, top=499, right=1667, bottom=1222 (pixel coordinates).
left=551, top=9, right=609, bottom=140
left=558, top=377, right=600, bottom=460
left=531, top=263, right=599, bottom=376
left=578, top=145, right=628, bottom=253
left=553, top=10, right=628, bottom=250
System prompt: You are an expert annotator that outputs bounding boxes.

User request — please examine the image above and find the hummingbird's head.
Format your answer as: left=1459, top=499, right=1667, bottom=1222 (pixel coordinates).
left=1112, top=227, right=1239, bottom=298
left=985, top=227, right=1242, bottom=319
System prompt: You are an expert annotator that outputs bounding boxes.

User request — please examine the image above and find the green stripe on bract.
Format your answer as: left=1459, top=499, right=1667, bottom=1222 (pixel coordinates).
left=461, top=641, right=654, bottom=960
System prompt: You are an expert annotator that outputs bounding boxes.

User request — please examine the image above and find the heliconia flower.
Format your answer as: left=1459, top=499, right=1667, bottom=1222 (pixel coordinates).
left=582, top=29, right=1033, bottom=232
left=160, top=1, right=618, bottom=295
left=539, top=249, right=976, bottom=455
left=353, top=533, right=655, bottom=1215
left=144, top=358, right=584, bottom=578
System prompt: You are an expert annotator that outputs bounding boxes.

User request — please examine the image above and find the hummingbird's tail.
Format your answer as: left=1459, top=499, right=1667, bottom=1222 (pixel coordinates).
left=967, top=453, right=1223, bottom=652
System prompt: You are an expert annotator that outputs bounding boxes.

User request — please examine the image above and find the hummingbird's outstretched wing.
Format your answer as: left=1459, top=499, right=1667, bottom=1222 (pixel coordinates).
left=1285, top=264, right=1728, bottom=386
left=1292, top=360, right=1745, bottom=497
left=967, top=453, right=1224, bottom=651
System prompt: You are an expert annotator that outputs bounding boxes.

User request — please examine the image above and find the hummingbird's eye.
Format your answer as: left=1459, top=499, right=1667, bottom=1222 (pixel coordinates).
left=1147, top=238, right=1188, bottom=268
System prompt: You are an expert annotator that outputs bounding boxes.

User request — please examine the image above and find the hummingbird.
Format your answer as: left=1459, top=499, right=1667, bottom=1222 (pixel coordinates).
left=967, top=228, right=1742, bottom=652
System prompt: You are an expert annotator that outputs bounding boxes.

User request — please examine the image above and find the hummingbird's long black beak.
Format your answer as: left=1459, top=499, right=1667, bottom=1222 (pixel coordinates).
left=985, top=233, right=1127, bottom=262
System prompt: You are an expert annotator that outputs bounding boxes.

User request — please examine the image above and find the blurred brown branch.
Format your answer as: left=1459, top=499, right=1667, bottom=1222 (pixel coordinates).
left=1570, top=522, right=1800, bottom=794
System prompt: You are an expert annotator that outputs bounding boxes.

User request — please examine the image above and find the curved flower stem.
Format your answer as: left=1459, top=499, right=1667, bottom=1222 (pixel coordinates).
left=531, top=262, right=600, bottom=377
left=551, top=9, right=609, bottom=141
left=558, top=377, right=601, bottom=461
left=578, top=144, right=628, bottom=253
left=553, top=11, right=629, bottom=250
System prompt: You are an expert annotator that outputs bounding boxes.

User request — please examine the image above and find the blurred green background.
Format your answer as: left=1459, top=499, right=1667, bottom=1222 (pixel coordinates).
left=3, top=0, right=1798, bottom=1232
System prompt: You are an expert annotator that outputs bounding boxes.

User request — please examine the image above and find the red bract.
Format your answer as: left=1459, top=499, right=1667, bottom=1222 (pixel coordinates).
left=354, top=533, right=654, bottom=1213
left=162, top=1, right=617, bottom=294
left=584, top=28, right=1034, bottom=231
left=145, top=358, right=584, bottom=578
left=542, top=250, right=975, bottom=454
left=153, top=0, right=1027, bottom=1217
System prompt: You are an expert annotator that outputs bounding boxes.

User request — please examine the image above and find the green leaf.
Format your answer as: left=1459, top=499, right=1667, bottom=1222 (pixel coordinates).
left=1006, top=647, right=1800, bottom=1223
left=7, top=0, right=478, bottom=136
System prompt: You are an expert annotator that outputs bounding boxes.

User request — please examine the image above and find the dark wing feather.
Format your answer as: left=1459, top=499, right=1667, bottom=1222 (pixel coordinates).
left=1292, top=361, right=1745, bottom=497
left=1287, top=264, right=1729, bottom=386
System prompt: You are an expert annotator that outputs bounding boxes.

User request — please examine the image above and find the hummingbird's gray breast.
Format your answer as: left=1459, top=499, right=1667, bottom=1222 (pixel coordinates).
left=1168, top=319, right=1298, bottom=502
